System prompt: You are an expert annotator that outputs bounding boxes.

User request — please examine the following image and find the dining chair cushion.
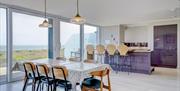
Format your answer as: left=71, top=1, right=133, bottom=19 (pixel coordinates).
left=55, top=79, right=72, bottom=89
left=82, top=77, right=101, bottom=89
left=41, top=77, right=54, bottom=85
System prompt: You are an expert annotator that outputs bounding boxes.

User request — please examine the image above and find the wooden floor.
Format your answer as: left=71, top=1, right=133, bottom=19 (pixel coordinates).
left=0, top=67, right=180, bottom=91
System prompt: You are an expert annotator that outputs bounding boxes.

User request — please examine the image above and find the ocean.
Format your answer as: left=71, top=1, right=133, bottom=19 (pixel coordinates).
left=0, top=45, right=48, bottom=51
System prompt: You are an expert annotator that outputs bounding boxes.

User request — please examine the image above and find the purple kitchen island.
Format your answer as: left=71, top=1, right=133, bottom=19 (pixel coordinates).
left=104, top=50, right=153, bottom=74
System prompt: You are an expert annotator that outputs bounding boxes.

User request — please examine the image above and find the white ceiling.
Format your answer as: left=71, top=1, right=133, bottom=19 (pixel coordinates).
left=1, top=0, right=180, bottom=26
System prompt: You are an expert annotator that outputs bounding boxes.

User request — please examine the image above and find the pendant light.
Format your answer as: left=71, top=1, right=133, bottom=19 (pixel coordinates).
left=71, top=0, right=86, bottom=24
left=39, top=0, right=52, bottom=28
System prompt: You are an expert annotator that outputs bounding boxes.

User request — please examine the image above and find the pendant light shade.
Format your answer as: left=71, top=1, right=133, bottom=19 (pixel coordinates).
left=71, top=0, right=86, bottom=24
left=39, top=19, right=52, bottom=28
left=39, top=0, right=52, bottom=28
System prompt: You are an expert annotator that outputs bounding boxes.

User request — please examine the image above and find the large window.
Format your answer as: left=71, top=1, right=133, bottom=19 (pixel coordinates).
left=12, top=12, right=48, bottom=79
left=0, top=8, right=7, bottom=83
left=12, top=12, right=48, bottom=62
left=60, top=21, right=80, bottom=58
left=84, top=25, right=98, bottom=59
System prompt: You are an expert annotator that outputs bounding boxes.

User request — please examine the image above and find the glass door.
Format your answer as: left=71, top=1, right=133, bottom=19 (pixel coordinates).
left=60, top=21, right=80, bottom=59
left=84, top=25, right=98, bottom=60
left=11, top=12, right=48, bottom=80
left=0, top=8, right=7, bottom=84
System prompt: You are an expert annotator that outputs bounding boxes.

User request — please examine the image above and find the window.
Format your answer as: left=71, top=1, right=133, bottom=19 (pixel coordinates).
left=84, top=25, right=98, bottom=59
left=84, top=25, right=98, bottom=45
left=60, top=21, right=80, bottom=58
left=12, top=12, right=49, bottom=79
left=0, top=8, right=7, bottom=83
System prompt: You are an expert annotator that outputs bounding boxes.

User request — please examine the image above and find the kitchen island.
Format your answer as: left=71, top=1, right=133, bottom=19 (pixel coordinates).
left=104, top=49, right=153, bottom=74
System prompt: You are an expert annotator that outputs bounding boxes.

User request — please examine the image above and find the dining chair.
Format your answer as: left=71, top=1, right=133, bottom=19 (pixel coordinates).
left=23, top=62, right=42, bottom=91
left=96, top=44, right=105, bottom=64
left=86, top=45, right=95, bottom=60
left=52, top=66, right=72, bottom=91
left=84, top=59, right=94, bottom=63
left=56, top=57, right=66, bottom=61
left=81, top=68, right=111, bottom=91
left=60, top=48, right=65, bottom=58
left=117, top=44, right=131, bottom=74
left=106, top=44, right=116, bottom=70
left=36, top=64, right=54, bottom=91
left=69, top=57, right=80, bottom=62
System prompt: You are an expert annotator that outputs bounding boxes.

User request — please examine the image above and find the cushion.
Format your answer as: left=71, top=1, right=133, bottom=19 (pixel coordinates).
left=82, top=77, right=101, bottom=89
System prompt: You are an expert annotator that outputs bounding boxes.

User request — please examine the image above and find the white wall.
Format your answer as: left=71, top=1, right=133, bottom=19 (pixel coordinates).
left=100, top=25, right=120, bottom=45
left=125, top=26, right=148, bottom=42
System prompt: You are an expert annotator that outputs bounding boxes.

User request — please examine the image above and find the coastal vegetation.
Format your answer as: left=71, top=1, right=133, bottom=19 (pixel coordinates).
left=0, top=50, right=48, bottom=65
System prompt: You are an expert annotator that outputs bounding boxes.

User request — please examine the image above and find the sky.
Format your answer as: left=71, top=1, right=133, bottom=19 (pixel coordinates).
left=60, top=21, right=97, bottom=45
left=1, top=8, right=97, bottom=47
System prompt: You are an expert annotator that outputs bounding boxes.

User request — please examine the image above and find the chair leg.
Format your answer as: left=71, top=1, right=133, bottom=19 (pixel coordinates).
left=47, top=85, right=49, bottom=91
left=36, top=81, right=41, bottom=91
left=41, top=83, right=44, bottom=91
left=101, top=55, right=103, bottom=64
left=32, top=80, right=36, bottom=91
left=22, top=78, right=28, bottom=91
left=53, top=84, right=56, bottom=91
left=116, top=55, right=119, bottom=74
left=50, top=85, right=53, bottom=91
left=53, top=85, right=56, bottom=91
left=64, top=87, right=67, bottom=91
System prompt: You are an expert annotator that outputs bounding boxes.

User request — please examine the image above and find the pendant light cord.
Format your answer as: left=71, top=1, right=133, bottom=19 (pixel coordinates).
left=77, top=0, right=79, bottom=15
left=45, top=0, right=47, bottom=19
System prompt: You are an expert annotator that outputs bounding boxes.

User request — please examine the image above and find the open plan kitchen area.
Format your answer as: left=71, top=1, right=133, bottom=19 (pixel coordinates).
left=0, top=0, right=180, bottom=91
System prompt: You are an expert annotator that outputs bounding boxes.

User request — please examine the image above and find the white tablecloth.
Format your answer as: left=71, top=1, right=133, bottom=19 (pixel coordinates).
left=12, top=59, right=110, bottom=91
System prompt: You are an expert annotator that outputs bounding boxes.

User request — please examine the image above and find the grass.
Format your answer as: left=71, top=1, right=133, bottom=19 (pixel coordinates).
left=0, top=50, right=48, bottom=66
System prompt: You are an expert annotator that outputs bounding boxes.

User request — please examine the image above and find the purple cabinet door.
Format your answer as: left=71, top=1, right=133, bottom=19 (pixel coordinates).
left=152, top=24, right=177, bottom=68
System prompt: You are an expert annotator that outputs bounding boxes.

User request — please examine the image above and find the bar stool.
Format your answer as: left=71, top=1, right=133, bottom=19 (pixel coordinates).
left=117, top=44, right=131, bottom=74
left=106, top=44, right=116, bottom=70
left=96, top=44, right=105, bottom=64
left=86, top=45, right=95, bottom=60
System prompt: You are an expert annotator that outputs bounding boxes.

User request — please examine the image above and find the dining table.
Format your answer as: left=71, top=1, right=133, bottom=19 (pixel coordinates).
left=12, top=59, right=110, bottom=91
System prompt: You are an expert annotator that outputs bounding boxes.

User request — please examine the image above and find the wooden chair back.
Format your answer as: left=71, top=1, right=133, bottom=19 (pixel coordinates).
left=106, top=44, right=116, bottom=56
left=52, top=66, right=68, bottom=80
left=117, top=44, right=129, bottom=56
left=60, top=48, right=65, bottom=58
left=86, top=45, right=94, bottom=55
left=23, top=62, right=36, bottom=78
left=88, top=68, right=111, bottom=91
left=96, top=44, right=105, bottom=55
left=36, top=64, right=49, bottom=77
